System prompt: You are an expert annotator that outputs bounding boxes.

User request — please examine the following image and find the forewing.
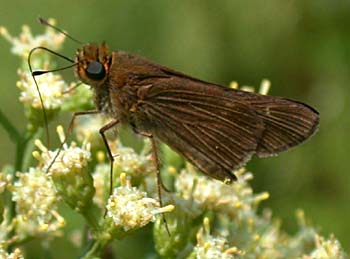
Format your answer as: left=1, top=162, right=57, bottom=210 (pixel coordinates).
left=138, top=79, right=264, bottom=182
left=121, top=55, right=319, bottom=181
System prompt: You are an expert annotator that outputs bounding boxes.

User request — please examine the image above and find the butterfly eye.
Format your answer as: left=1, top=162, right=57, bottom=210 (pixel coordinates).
left=86, top=61, right=106, bottom=80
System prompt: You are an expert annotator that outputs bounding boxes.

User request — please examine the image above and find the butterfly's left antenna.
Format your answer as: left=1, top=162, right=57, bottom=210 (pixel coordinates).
left=27, top=46, right=77, bottom=148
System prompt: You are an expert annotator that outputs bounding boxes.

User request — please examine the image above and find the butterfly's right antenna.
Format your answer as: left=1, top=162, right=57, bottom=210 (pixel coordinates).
left=28, top=17, right=83, bottom=148
left=38, top=17, right=84, bottom=45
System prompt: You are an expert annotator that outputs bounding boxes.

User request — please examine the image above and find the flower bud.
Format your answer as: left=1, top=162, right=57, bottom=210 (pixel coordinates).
left=187, top=218, right=242, bottom=259
left=153, top=196, right=202, bottom=258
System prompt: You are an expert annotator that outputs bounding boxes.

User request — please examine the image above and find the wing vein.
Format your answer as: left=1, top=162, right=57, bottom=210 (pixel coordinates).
left=194, top=124, right=243, bottom=162
left=182, top=124, right=233, bottom=170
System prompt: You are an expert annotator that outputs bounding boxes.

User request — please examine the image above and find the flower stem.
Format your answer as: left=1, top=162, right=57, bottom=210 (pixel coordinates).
left=81, top=203, right=100, bottom=231
left=80, top=238, right=110, bottom=259
left=4, top=118, right=36, bottom=251
left=14, top=133, right=32, bottom=172
left=0, top=108, right=20, bottom=143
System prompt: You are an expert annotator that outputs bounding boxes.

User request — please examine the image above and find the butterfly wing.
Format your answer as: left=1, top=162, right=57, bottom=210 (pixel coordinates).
left=135, top=75, right=318, bottom=182
left=136, top=79, right=265, bottom=182
left=242, top=94, right=319, bottom=157
left=204, top=87, right=320, bottom=157
left=110, top=52, right=319, bottom=181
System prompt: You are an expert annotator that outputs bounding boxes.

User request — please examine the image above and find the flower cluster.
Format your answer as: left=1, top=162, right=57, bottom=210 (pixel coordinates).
left=167, top=165, right=347, bottom=259
left=106, top=173, right=174, bottom=232
left=17, top=69, right=69, bottom=110
left=91, top=161, right=110, bottom=209
left=175, top=166, right=269, bottom=218
left=0, top=248, right=24, bottom=259
left=112, top=144, right=155, bottom=178
left=33, top=125, right=91, bottom=175
left=0, top=19, right=66, bottom=110
left=0, top=20, right=65, bottom=59
left=301, top=235, right=347, bottom=259
left=33, top=126, right=94, bottom=213
left=0, top=172, right=11, bottom=194
left=0, top=21, right=348, bottom=259
left=190, top=218, right=242, bottom=259
left=74, top=114, right=110, bottom=148
left=90, top=139, right=156, bottom=209
left=1, top=20, right=93, bottom=131
left=10, top=168, right=64, bottom=238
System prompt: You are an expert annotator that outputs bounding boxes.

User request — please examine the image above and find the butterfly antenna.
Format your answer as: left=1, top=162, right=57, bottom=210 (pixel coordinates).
left=27, top=46, right=76, bottom=148
left=28, top=48, right=50, bottom=148
left=32, top=63, right=78, bottom=76
left=38, top=17, right=84, bottom=45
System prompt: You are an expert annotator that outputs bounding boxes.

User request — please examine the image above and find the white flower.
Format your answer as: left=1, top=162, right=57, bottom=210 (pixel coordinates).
left=113, top=144, right=154, bottom=177
left=74, top=114, right=110, bottom=148
left=229, top=79, right=271, bottom=95
left=32, top=125, right=94, bottom=212
left=17, top=69, right=68, bottom=110
left=194, top=218, right=241, bottom=259
left=0, top=248, right=24, bottom=259
left=259, top=79, right=271, bottom=95
left=304, top=235, right=346, bottom=259
left=0, top=20, right=65, bottom=59
left=33, top=125, right=91, bottom=175
left=1, top=20, right=71, bottom=112
left=0, top=172, right=11, bottom=194
left=175, top=167, right=269, bottom=217
left=92, top=161, right=110, bottom=208
left=106, top=173, right=174, bottom=231
left=10, top=168, right=64, bottom=237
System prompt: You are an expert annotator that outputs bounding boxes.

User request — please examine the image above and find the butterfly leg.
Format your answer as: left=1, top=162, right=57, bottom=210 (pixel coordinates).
left=148, top=137, right=171, bottom=235
left=130, top=127, right=172, bottom=234
left=99, top=119, right=120, bottom=196
left=131, top=126, right=170, bottom=192
left=68, top=110, right=101, bottom=135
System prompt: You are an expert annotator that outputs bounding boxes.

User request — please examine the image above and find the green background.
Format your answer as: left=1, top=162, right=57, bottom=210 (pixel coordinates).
left=1, top=0, right=349, bottom=257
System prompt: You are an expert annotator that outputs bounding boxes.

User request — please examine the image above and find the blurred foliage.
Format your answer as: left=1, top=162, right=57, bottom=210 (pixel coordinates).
left=0, top=0, right=349, bottom=257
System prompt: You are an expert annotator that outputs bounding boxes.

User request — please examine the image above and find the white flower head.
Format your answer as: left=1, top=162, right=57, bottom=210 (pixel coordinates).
left=194, top=218, right=242, bottom=259
left=0, top=248, right=24, bottom=259
left=229, top=79, right=271, bottom=95
left=92, top=161, right=110, bottom=208
left=304, top=235, right=346, bottom=259
left=33, top=125, right=91, bottom=176
left=259, top=79, right=271, bottom=95
left=0, top=19, right=65, bottom=59
left=17, top=69, right=69, bottom=110
left=175, top=167, right=269, bottom=217
left=32, top=125, right=94, bottom=212
left=74, top=114, right=110, bottom=148
left=106, top=173, right=174, bottom=232
left=113, top=144, right=154, bottom=177
left=0, top=172, right=12, bottom=194
left=10, top=168, right=64, bottom=237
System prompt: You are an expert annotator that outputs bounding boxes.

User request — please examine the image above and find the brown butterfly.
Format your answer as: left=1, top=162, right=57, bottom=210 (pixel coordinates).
left=74, top=43, right=319, bottom=183
left=31, top=19, right=319, bottom=187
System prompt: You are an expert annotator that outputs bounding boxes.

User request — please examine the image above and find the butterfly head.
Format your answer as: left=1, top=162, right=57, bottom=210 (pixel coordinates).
left=75, top=42, right=111, bottom=86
